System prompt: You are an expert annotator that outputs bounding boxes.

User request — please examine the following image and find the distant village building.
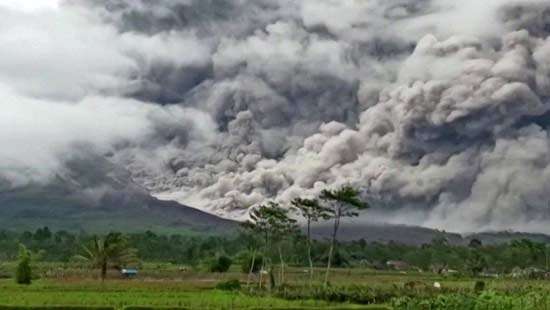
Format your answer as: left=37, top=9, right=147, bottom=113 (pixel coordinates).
left=121, top=268, right=138, bottom=278
left=386, top=260, right=410, bottom=270
left=511, top=267, right=549, bottom=279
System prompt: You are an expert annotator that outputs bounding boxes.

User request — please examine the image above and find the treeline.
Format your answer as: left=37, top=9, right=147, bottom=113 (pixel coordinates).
left=0, top=226, right=549, bottom=275
left=1, top=186, right=549, bottom=281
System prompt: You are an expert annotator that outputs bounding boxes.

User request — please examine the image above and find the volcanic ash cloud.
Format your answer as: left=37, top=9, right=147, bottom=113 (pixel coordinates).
left=2, top=0, right=550, bottom=232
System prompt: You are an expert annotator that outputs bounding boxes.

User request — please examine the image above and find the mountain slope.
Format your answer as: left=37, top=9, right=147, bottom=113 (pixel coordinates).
left=0, top=155, right=235, bottom=234
left=310, top=223, right=550, bottom=246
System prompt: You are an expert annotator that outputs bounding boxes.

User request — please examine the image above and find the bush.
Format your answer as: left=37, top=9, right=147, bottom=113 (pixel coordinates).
left=215, top=279, right=242, bottom=291
left=256, top=284, right=405, bottom=305
left=15, top=244, right=32, bottom=285
left=209, top=255, right=233, bottom=273
left=0, top=263, right=11, bottom=279
left=241, top=253, right=263, bottom=274
left=390, top=290, right=550, bottom=310
left=474, top=280, right=485, bottom=292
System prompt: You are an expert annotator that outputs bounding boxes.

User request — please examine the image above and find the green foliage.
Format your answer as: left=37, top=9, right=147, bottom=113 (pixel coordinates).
left=2, top=225, right=550, bottom=278
left=258, top=284, right=408, bottom=305
left=0, top=307, right=114, bottom=310
left=75, top=233, right=138, bottom=280
left=292, top=198, right=332, bottom=223
left=319, top=186, right=369, bottom=285
left=123, top=308, right=187, bottom=310
left=15, top=245, right=32, bottom=285
left=474, top=280, right=485, bottom=293
left=320, top=186, right=369, bottom=215
left=0, top=280, right=338, bottom=309
left=33, top=227, right=52, bottom=242
left=208, top=255, right=232, bottom=273
left=468, top=238, right=482, bottom=248
left=245, top=202, right=299, bottom=244
left=215, top=279, right=241, bottom=291
left=466, top=250, right=488, bottom=276
left=241, top=202, right=300, bottom=287
left=241, top=253, right=264, bottom=274
left=391, top=290, right=550, bottom=309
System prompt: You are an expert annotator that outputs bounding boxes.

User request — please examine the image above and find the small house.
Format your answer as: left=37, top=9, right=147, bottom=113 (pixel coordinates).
left=121, top=268, right=138, bottom=278
left=386, top=260, right=410, bottom=270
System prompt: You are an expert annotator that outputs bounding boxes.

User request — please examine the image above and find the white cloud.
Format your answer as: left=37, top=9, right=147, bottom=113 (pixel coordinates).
left=0, top=0, right=60, bottom=12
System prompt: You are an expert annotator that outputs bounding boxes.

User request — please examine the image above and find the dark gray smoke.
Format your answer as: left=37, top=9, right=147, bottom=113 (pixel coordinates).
left=2, top=0, right=550, bottom=233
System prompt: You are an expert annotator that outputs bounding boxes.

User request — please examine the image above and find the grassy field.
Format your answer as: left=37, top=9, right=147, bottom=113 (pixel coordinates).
left=0, top=279, right=389, bottom=309
left=2, top=263, right=550, bottom=309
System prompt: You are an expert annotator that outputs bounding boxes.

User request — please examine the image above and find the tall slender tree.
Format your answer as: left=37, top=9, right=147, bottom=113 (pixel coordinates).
left=320, top=186, right=368, bottom=286
left=269, top=206, right=298, bottom=286
left=247, top=204, right=273, bottom=289
left=239, top=221, right=262, bottom=288
left=244, top=202, right=298, bottom=288
left=292, top=198, right=332, bottom=284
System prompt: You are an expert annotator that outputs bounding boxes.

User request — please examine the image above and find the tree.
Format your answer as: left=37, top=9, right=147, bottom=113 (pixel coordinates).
left=468, top=238, right=483, bottom=249
left=240, top=220, right=264, bottom=288
left=15, top=244, right=32, bottom=285
left=240, top=252, right=264, bottom=274
left=243, top=202, right=298, bottom=288
left=467, top=250, right=487, bottom=276
left=209, top=255, right=233, bottom=273
left=268, top=204, right=299, bottom=286
left=34, top=226, right=52, bottom=241
left=320, top=186, right=368, bottom=286
left=292, top=197, right=332, bottom=284
left=76, top=233, right=138, bottom=281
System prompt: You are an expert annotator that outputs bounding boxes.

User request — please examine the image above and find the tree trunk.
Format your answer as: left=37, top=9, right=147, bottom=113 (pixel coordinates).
left=278, top=245, right=285, bottom=285
left=269, top=265, right=276, bottom=290
left=325, top=207, right=341, bottom=287
left=258, top=260, right=264, bottom=289
left=101, top=261, right=107, bottom=282
left=307, top=219, right=314, bottom=285
left=259, top=230, right=270, bottom=289
left=247, top=250, right=256, bottom=289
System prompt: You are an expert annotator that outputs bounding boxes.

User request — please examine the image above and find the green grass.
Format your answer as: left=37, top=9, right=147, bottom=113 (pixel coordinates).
left=0, top=307, right=114, bottom=310
left=0, top=279, right=373, bottom=309
left=3, top=266, right=550, bottom=310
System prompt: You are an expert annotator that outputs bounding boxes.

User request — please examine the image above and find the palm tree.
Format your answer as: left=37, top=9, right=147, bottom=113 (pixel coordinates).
left=292, top=198, right=332, bottom=284
left=76, top=233, right=138, bottom=281
left=320, top=186, right=368, bottom=286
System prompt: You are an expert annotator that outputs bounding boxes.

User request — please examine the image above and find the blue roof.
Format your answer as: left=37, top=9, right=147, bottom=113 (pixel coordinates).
left=121, top=268, right=138, bottom=274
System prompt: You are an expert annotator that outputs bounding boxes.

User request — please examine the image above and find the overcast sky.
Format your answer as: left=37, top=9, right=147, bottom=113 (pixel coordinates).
left=0, top=0, right=60, bottom=11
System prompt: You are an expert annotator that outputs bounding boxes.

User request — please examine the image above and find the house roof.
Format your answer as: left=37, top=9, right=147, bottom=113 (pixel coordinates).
left=121, top=268, right=138, bottom=274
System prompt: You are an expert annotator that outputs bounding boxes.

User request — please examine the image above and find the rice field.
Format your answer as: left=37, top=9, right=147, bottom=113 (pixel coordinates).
left=0, top=278, right=386, bottom=310
left=2, top=264, right=550, bottom=309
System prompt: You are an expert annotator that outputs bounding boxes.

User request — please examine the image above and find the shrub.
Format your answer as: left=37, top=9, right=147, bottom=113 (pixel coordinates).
left=0, top=263, right=10, bottom=279
left=390, top=290, right=550, bottom=310
left=15, top=244, right=32, bottom=285
left=241, top=253, right=263, bottom=274
left=474, top=280, right=485, bottom=292
left=209, top=255, right=232, bottom=273
left=261, top=284, right=405, bottom=305
left=215, top=279, right=242, bottom=291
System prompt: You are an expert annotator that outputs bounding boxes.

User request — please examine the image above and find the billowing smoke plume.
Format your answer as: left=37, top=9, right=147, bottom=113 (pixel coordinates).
left=2, top=0, right=550, bottom=233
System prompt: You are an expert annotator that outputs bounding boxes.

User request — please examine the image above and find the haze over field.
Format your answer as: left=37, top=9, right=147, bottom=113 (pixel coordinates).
left=2, top=0, right=550, bottom=233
